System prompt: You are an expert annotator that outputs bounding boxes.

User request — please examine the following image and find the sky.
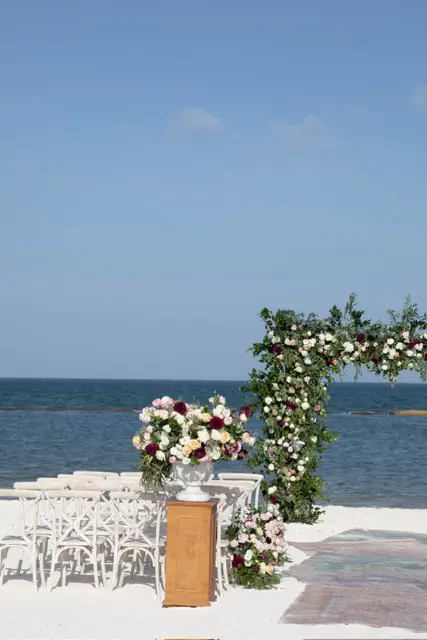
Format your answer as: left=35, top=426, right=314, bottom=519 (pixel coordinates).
left=1, top=0, right=427, bottom=380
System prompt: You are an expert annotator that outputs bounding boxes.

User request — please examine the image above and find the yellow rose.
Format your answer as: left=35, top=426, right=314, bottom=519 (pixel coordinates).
left=189, top=439, right=201, bottom=450
left=219, top=431, right=231, bottom=444
left=132, top=435, right=141, bottom=449
left=183, top=444, right=192, bottom=456
left=265, top=565, right=274, bottom=575
left=201, top=413, right=211, bottom=423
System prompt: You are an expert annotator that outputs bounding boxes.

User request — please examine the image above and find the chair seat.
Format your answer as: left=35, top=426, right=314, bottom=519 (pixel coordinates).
left=56, top=537, right=104, bottom=547
left=0, top=536, right=29, bottom=546
left=118, top=538, right=156, bottom=549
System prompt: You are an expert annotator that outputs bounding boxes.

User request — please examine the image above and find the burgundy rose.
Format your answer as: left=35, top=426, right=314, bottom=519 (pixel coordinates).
left=324, top=358, right=334, bottom=366
left=424, top=354, right=427, bottom=361
left=356, top=333, right=365, bottom=343
left=285, top=456, right=292, bottom=464
left=173, top=401, right=187, bottom=415
left=271, top=344, right=282, bottom=355
left=145, top=443, right=159, bottom=456
left=233, top=441, right=241, bottom=453
left=237, top=449, right=248, bottom=460
left=371, top=356, right=380, bottom=364
left=224, top=447, right=233, bottom=457
left=407, top=339, right=421, bottom=349
left=279, top=420, right=286, bottom=427
left=232, top=555, right=244, bottom=568
left=270, top=496, right=277, bottom=504
left=286, top=401, right=297, bottom=410
left=240, top=405, right=252, bottom=418
left=194, top=447, right=206, bottom=460
left=210, top=416, right=224, bottom=430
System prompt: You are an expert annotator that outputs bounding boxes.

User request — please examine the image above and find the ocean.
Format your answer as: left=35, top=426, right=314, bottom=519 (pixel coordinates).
left=0, top=378, right=426, bottom=508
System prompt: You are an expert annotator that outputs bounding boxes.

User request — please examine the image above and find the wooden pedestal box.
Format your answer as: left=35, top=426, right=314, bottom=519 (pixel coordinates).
left=163, top=500, right=217, bottom=607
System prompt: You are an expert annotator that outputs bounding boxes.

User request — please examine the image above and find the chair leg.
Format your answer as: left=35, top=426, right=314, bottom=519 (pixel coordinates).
left=99, top=549, right=107, bottom=588
left=49, top=551, right=57, bottom=591
left=61, top=555, right=67, bottom=588
left=111, top=550, right=120, bottom=590
left=92, top=550, right=99, bottom=589
left=154, top=552, right=161, bottom=599
left=216, top=550, right=223, bottom=598
left=0, top=548, right=5, bottom=586
left=31, top=549, right=38, bottom=591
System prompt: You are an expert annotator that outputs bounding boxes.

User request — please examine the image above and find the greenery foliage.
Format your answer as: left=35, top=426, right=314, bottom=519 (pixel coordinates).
left=246, top=295, right=427, bottom=524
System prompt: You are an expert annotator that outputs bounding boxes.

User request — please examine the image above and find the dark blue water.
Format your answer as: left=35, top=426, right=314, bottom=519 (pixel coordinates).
left=1, top=379, right=426, bottom=508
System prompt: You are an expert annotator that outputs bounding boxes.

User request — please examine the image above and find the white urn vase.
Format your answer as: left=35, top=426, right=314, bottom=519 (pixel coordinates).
left=173, top=461, right=213, bottom=502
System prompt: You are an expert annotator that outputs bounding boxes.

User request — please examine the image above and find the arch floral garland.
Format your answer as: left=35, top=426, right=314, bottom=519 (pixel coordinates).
left=246, top=295, right=427, bottom=524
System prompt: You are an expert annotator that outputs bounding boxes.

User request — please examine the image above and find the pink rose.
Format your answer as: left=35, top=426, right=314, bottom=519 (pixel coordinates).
left=168, top=456, right=176, bottom=463
left=152, top=398, right=162, bottom=407
left=315, top=404, right=321, bottom=412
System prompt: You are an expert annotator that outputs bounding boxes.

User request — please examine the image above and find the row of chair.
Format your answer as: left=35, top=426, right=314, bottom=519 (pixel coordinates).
left=0, top=471, right=263, bottom=597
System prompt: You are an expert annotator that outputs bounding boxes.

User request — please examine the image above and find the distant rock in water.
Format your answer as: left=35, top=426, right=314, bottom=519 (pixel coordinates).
left=390, top=410, right=427, bottom=416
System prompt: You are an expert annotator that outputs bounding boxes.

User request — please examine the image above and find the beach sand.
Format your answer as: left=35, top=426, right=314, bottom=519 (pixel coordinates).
left=0, top=501, right=426, bottom=639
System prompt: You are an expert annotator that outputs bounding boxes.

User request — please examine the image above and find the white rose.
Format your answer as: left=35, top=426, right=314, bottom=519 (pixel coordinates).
left=268, top=463, right=275, bottom=471
left=396, top=342, right=404, bottom=350
left=264, top=397, right=273, bottom=405
left=211, top=430, right=222, bottom=441
left=304, top=358, right=312, bottom=365
left=224, top=416, right=233, bottom=426
left=381, top=364, right=389, bottom=370
left=174, top=413, right=185, bottom=425
left=387, top=338, right=394, bottom=345
left=264, top=406, right=270, bottom=413
left=268, top=486, right=277, bottom=495
left=344, top=342, right=354, bottom=353
left=301, top=402, right=310, bottom=411
left=155, top=450, right=166, bottom=461
left=218, top=395, right=226, bottom=405
left=310, top=436, right=317, bottom=443
left=240, top=414, right=248, bottom=423
left=406, top=350, right=414, bottom=357
left=163, top=424, right=171, bottom=433
left=286, top=376, right=292, bottom=383
left=213, top=405, right=225, bottom=418
left=197, top=429, right=209, bottom=443
left=272, top=383, right=279, bottom=391
left=181, top=457, right=190, bottom=465
left=143, top=432, right=151, bottom=441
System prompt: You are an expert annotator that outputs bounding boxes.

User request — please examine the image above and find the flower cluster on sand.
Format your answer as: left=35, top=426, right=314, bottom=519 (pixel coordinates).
left=133, top=394, right=255, bottom=488
left=227, top=503, right=287, bottom=589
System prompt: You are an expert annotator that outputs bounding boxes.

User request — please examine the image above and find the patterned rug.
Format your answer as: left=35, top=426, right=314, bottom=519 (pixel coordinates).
left=280, top=529, right=427, bottom=630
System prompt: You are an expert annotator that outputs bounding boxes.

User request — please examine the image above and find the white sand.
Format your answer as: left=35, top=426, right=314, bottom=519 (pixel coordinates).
left=1, top=501, right=427, bottom=639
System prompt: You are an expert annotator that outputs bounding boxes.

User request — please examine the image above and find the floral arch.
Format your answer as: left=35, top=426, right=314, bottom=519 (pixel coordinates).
left=246, top=295, right=427, bottom=524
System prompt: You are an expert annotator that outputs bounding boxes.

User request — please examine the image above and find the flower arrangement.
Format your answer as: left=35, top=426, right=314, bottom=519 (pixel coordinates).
left=246, top=294, right=427, bottom=524
left=227, top=503, right=288, bottom=589
left=132, top=393, right=255, bottom=488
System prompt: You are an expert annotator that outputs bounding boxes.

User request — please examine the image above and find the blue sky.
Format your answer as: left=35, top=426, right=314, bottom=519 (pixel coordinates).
left=1, top=0, right=427, bottom=380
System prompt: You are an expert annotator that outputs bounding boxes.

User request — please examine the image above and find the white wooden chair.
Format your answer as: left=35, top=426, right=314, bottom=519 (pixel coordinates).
left=46, top=490, right=107, bottom=590
left=0, top=489, right=44, bottom=590
left=110, top=491, right=165, bottom=598
left=217, top=473, right=263, bottom=507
